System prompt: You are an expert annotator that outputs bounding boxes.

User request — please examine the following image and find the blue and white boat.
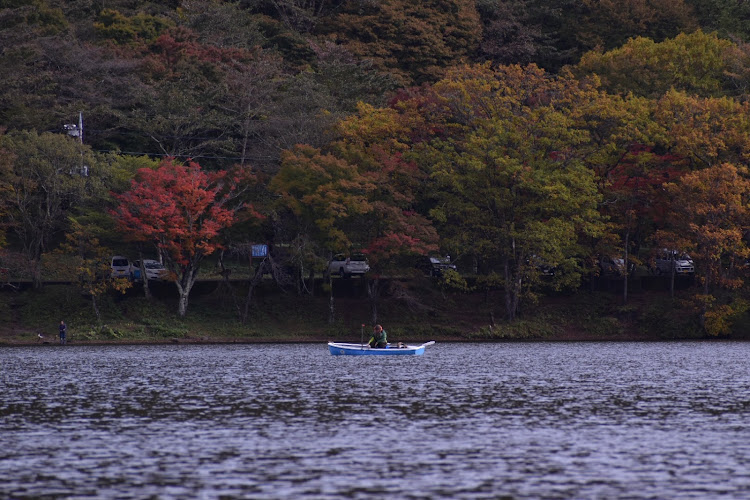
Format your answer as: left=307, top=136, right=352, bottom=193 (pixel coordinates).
left=328, top=341, right=435, bottom=356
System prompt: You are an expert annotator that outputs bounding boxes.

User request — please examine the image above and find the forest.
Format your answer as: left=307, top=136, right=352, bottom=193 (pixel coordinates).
left=3, top=0, right=750, bottom=340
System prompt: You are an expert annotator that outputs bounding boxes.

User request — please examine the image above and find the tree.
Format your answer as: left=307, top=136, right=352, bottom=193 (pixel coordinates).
left=417, top=64, right=605, bottom=320
left=112, top=159, right=253, bottom=316
left=574, top=31, right=749, bottom=100
left=0, top=143, right=12, bottom=249
left=599, top=145, right=688, bottom=301
left=271, top=99, right=442, bottom=324
left=271, top=144, right=374, bottom=251
left=0, top=131, right=93, bottom=288
left=0, top=3, right=70, bottom=132
left=687, top=0, right=750, bottom=41
left=333, top=103, right=440, bottom=324
left=475, top=0, right=547, bottom=66
left=655, top=90, right=750, bottom=169
left=128, top=27, right=256, bottom=164
left=659, top=163, right=750, bottom=334
left=574, top=0, right=697, bottom=53
left=93, top=9, right=173, bottom=46
left=428, top=123, right=603, bottom=320
left=270, top=144, right=375, bottom=322
left=58, top=217, right=131, bottom=323
left=315, top=0, right=482, bottom=85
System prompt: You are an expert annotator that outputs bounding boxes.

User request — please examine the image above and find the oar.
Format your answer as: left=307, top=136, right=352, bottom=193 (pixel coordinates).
left=421, top=341, right=436, bottom=347
left=360, top=323, right=365, bottom=350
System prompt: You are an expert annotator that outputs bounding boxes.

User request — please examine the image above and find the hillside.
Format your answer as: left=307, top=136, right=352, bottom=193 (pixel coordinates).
left=4, top=1, right=750, bottom=344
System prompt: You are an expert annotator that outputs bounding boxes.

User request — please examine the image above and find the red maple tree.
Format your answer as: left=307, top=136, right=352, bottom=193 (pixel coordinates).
left=113, top=159, right=250, bottom=316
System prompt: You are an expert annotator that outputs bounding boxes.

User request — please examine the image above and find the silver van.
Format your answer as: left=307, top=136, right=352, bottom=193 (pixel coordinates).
left=654, top=250, right=694, bottom=275
left=111, top=256, right=132, bottom=279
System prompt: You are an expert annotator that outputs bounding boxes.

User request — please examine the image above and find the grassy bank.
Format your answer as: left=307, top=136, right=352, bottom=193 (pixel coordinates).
left=0, top=277, right=741, bottom=345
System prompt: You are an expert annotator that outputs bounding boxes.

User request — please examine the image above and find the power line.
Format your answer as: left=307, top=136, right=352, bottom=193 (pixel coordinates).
left=91, top=149, right=277, bottom=162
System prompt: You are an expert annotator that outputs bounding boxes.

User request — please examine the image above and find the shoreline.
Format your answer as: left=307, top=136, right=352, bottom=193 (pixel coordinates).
left=1, top=283, right=739, bottom=346
left=2, top=334, right=741, bottom=346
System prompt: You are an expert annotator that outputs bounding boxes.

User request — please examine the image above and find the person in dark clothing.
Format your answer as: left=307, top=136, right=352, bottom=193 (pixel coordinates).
left=59, top=320, right=67, bottom=345
left=368, top=324, right=388, bottom=348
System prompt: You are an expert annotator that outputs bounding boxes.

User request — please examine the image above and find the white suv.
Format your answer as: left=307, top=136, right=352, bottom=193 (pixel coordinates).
left=328, top=253, right=370, bottom=277
left=654, top=250, right=694, bottom=275
left=132, top=259, right=168, bottom=281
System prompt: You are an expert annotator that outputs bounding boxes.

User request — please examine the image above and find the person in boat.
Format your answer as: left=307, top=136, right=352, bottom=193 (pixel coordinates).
left=368, top=324, right=388, bottom=348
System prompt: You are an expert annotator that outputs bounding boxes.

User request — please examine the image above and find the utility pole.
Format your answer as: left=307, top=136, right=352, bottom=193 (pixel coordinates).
left=63, top=112, right=88, bottom=176
left=77, top=111, right=83, bottom=144
left=64, top=111, right=83, bottom=144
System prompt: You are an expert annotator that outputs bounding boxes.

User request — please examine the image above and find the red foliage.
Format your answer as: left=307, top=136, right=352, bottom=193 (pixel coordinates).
left=143, top=27, right=257, bottom=77
left=606, top=144, right=688, bottom=219
left=112, top=159, right=240, bottom=267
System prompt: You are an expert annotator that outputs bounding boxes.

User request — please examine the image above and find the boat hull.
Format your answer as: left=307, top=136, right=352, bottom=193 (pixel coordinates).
left=328, top=341, right=434, bottom=356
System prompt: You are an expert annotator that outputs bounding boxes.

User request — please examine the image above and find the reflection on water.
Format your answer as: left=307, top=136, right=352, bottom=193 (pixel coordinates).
left=2, top=342, right=750, bottom=498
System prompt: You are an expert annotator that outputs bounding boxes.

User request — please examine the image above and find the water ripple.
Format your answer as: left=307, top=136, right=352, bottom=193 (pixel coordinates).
left=2, top=342, right=750, bottom=498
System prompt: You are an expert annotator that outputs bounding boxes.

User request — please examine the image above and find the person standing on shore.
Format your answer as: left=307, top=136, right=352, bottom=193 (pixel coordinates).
left=59, top=320, right=67, bottom=345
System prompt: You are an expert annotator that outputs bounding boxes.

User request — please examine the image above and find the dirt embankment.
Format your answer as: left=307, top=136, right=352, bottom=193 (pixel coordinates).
left=0, top=281, right=734, bottom=345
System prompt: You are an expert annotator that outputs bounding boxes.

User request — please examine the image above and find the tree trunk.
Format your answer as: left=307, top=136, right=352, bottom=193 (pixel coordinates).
left=328, top=272, right=335, bottom=324
left=503, top=257, right=516, bottom=322
left=175, top=266, right=198, bottom=317
left=307, top=267, right=315, bottom=296
left=177, top=291, right=189, bottom=317
left=240, top=115, right=250, bottom=166
left=30, top=255, right=43, bottom=289
left=138, top=246, right=152, bottom=300
left=512, top=270, right=521, bottom=320
left=367, top=277, right=380, bottom=325
left=241, top=258, right=267, bottom=324
left=669, top=251, right=675, bottom=298
left=91, top=294, right=101, bottom=323
left=622, top=230, right=630, bottom=305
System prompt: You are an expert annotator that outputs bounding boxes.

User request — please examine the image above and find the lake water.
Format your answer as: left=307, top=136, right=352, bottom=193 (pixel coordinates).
left=1, top=342, right=750, bottom=499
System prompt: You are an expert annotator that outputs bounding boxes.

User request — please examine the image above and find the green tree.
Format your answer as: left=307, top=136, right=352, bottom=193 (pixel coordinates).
left=687, top=0, right=750, bottom=41
left=270, top=144, right=375, bottom=320
left=574, top=31, right=750, bottom=99
left=0, top=131, right=95, bottom=288
left=93, top=9, right=174, bottom=46
left=418, top=64, right=605, bottom=320
left=58, top=217, right=131, bottom=323
left=574, top=0, right=697, bottom=53
left=333, top=102, right=440, bottom=323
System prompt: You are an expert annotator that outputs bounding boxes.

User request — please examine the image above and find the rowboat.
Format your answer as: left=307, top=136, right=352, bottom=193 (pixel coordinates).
left=328, top=341, right=435, bottom=356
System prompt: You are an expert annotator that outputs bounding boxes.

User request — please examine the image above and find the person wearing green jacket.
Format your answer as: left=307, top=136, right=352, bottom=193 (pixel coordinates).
left=368, top=324, right=387, bottom=348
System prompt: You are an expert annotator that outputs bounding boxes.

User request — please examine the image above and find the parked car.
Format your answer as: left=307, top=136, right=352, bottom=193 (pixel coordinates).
left=132, top=259, right=168, bottom=281
left=527, top=255, right=555, bottom=277
left=110, top=256, right=132, bottom=279
left=327, top=253, right=370, bottom=277
left=653, top=250, right=694, bottom=275
left=598, top=255, right=634, bottom=277
left=417, top=255, right=457, bottom=277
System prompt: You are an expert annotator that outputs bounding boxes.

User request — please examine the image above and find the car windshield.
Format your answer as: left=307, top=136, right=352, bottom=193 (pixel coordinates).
left=112, top=259, right=128, bottom=267
left=145, top=262, right=163, bottom=269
